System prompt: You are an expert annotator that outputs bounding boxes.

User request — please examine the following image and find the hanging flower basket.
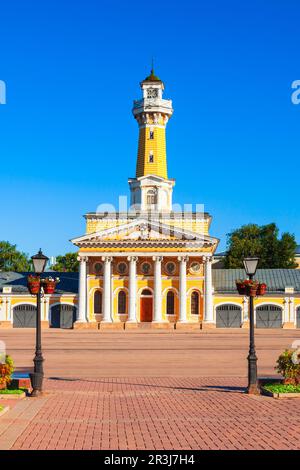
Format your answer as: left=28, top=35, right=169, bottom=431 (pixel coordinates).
left=257, top=283, right=267, bottom=296
left=43, top=282, right=56, bottom=294
left=245, top=280, right=259, bottom=297
left=236, top=280, right=246, bottom=295
left=41, top=277, right=60, bottom=294
left=27, top=275, right=40, bottom=294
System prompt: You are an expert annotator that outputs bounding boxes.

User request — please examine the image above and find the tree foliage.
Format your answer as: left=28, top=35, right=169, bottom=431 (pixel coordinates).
left=51, top=252, right=79, bottom=272
left=0, top=241, right=31, bottom=272
left=224, top=223, right=297, bottom=269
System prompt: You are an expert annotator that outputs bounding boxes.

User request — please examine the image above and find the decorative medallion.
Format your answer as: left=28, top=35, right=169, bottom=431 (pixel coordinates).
left=165, top=261, right=176, bottom=275
left=141, top=262, right=151, bottom=275
left=94, top=262, right=103, bottom=275
left=117, top=262, right=127, bottom=275
left=189, top=261, right=201, bottom=274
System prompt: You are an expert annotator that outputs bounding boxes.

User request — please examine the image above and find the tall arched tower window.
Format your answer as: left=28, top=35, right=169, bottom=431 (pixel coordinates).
left=94, top=290, right=102, bottom=314
left=147, top=189, right=157, bottom=205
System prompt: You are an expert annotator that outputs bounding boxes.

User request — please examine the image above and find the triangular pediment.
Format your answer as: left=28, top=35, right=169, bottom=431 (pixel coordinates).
left=71, top=218, right=218, bottom=247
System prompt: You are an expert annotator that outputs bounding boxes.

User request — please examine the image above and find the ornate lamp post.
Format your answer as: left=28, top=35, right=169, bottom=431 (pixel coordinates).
left=243, top=257, right=260, bottom=395
left=29, top=249, right=49, bottom=397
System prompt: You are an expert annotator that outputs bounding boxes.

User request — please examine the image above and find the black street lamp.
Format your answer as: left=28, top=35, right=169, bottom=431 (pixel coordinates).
left=243, top=257, right=260, bottom=395
left=30, top=249, right=49, bottom=397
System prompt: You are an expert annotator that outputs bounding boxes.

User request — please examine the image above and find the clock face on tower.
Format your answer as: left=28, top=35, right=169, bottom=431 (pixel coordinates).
left=147, top=88, right=158, bottom=99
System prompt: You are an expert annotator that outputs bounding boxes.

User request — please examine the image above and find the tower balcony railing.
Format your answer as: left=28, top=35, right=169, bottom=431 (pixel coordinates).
left=133, top=98, right=173, bottom=111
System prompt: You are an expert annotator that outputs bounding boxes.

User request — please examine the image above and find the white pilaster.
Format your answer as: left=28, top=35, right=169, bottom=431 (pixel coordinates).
left=178, top=256, right=188, bottom=322
left=77, top=256, right=88, bottom=322
left=0, top=299, right=5, bottom=321
left=243, top=296, right=249, bottom=322
left=290, top=298, right=295, bottom=324
left=153, top=256, right=163, bottom=322
left=7, top=297, right=12, bottom=322
left=44, top=297, right=50, bottom=322
left=102, top=256, right=113, bottom=322
left=283, top=297, right=289, bottom=324
left=127, top=256, right=138, bottom=322
left=204, top=256, right=214, bottom=323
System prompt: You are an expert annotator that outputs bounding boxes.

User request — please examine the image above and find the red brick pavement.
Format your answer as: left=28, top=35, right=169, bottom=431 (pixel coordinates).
left=0, top=377, right=298, bottom=450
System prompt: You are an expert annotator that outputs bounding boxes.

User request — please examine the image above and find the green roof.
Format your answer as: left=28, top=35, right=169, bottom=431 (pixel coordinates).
left=213, top=269, right=300, bottom=293
left=143, top=68, right=162, bottom=82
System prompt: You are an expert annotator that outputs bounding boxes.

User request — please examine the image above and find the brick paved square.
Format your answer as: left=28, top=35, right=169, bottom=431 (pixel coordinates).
left=0, top=329, right=299, bottom=450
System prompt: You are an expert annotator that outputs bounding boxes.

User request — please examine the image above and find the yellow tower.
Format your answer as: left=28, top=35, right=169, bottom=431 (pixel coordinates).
left=133, top=68, right=173, bottom=178
left=129, top=69, right=175, bottom=212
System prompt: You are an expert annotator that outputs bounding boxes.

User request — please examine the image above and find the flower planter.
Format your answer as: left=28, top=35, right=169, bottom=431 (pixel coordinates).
left=43, top=282, right=56, bottom=294
left=27, top=280, right=40, bottom=294
left=236, top=282, right=246, bottom=295
left=246, top=285, right=258, bottom=297
left=257, top=284, right=267, bottom=296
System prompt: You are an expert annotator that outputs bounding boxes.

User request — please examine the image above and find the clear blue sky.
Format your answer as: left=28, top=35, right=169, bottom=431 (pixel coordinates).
left=0, top=0, right=299, bottom=257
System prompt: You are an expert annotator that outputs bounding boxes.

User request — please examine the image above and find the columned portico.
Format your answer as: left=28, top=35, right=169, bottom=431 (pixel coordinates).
left=153, top=256, right=163, bottom=322
left=204, top=256, right=214, bottom=325
left=127, top=256, right=138, bottom=322
left=102, top=256, right=113, bottom=322
left=178, top=256, right=188, bottom=322
left=77, top=256, right=88, bottom=322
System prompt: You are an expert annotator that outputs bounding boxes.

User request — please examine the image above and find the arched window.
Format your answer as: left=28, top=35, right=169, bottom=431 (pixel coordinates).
left=118, top=290, right=126, bottom=314
left=166, top=291, right=175, bottom=315
left=147, top=189, right=157, bottom=205
left=141, top=289, right=152, bottom=296
left=191, top=291, right=199, bottom=315
left=94, top=290, right=102, bottom=314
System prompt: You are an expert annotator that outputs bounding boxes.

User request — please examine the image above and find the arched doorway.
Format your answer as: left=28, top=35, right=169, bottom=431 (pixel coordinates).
left=216, top=304, right=242, bottom=328
left=256, top=304, right=282, bottom=328
left=50, top=304, right=77, bottom=329
left=13, top=304, right=36, bottom=328
left=140, top=289, right=153, bottom=322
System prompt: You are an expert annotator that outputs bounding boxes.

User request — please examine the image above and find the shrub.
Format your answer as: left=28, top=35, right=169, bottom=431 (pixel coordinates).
left=0, top=355, right=14, bottom=387
left=275, top=349, right=300, bottom=385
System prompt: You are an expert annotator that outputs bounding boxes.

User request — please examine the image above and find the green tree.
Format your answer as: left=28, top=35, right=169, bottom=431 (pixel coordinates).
left=51, top=252, right=79, bottom=272
left=224, top=223, right=297, bottom=269
left=0, top=241, right=31, bottom=272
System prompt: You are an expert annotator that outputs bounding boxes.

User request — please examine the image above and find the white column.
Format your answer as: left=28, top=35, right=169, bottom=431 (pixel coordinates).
left=178, top=256, right=188, bottom=322
left=204, top=256, right=214, bottom=323
left=77, top=256, right=87, bottom=322
left=127, top=256, right=138, bottom=322
left=102, top=256, right=113, bottom=322
left=153, top=256, right=163, bottom=322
